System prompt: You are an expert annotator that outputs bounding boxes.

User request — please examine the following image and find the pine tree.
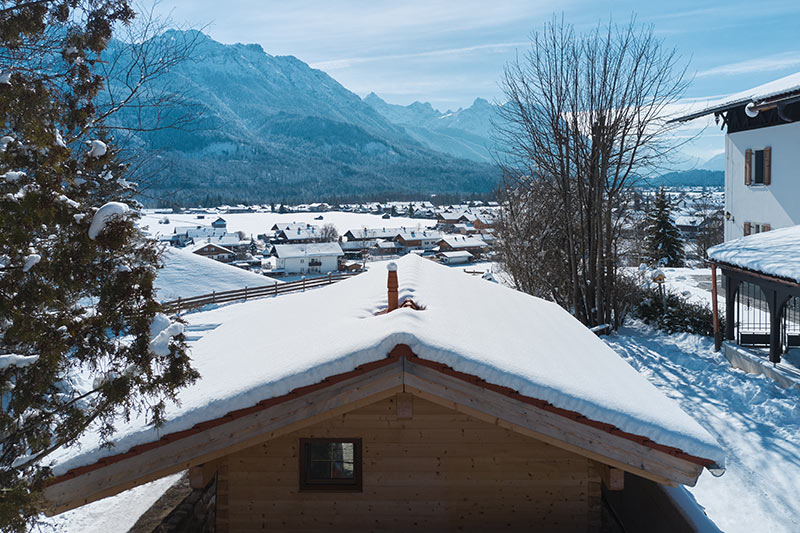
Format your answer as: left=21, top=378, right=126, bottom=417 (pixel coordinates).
left=645, top=187, right=685, bottom=267
left=0, top=3, right=198, bottom=529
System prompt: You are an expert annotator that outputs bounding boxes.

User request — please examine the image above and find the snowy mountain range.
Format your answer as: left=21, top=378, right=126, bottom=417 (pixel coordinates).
left=363, top=93, right=497, bottom=163
left=111, top=30, right=499, bottom=206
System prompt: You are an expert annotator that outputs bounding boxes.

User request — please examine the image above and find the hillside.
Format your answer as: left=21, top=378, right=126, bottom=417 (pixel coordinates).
left=106, top=31, right=499, bottom=206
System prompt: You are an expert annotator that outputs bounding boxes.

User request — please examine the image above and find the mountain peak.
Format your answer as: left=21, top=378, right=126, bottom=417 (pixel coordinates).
left=364, top=92, right=385, bottom=104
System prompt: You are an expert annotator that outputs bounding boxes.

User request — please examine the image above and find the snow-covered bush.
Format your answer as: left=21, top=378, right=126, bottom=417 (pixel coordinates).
left=630, top=286, right=720, bottom=336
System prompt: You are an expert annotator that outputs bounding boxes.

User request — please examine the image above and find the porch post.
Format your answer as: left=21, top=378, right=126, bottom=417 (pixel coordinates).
left=711, top=263, right=721, bottom=351
left=724, top=272, right=736, bottom=342
left=767, top=287, right=782, bottom=364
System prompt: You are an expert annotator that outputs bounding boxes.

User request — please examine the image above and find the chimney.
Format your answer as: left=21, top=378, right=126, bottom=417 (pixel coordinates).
left=387, top=262, right=398, bottom=312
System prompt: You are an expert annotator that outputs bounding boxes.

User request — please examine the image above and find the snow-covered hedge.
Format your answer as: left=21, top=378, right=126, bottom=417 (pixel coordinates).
left=630, top=287, right=720, bottom=336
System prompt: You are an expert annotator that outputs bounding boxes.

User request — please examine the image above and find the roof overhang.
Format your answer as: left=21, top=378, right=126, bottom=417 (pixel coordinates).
left=670, top=90, right=800, bottom=123
left=44, top=345, right=718, bottom=515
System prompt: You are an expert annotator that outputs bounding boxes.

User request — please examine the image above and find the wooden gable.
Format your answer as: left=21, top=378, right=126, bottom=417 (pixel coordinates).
left=44, top=345, right=711, bottom=514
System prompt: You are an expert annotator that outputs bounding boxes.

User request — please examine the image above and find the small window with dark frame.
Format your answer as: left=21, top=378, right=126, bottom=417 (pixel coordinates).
left=754, top=149, right=765, bottom=184
left=299, top=438, right=362, bottom=491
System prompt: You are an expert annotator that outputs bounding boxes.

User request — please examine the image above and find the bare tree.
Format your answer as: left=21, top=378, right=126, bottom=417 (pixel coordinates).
left=320, top=223, right=339, bottom=242
left=494, top=16, right=690, bottom=329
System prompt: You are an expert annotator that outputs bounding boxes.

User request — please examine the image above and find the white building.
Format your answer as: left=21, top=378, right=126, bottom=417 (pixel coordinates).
left=437, top=251, right=473, bottom=264
left=271, top=242, right=343, bottom=274
left=674, top=72, right=800, bottom=241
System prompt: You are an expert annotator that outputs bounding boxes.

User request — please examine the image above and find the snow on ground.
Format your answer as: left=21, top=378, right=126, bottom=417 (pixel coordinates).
left=38, top=472, right=182, bottom=532
left=154, top=247, right=280, bottom=302
left=50, top=255, right=723, bottom=478
left=606, top=322, right=800, bottom=533
left=661, top=267, right=715, bottom=306
left=140, top=211, right=434, bottom=240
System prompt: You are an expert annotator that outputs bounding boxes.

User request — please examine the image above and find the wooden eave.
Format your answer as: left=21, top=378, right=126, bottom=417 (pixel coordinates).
left=44, top=344, right=717, bottom=514
left=711, top=260, right=800, bottom=289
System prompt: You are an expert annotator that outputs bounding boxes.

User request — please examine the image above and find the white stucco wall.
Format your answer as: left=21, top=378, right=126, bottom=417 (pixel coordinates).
left=276, top=255, right=339, bottom=274
left=725, top=121, right=800, bottom=240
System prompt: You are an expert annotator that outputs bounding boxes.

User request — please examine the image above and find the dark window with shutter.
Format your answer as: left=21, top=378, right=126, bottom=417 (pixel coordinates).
left=754, top=150, right=764, bottom=184
left=744, top=222, right=751, bottom=236
left=763, top=147, right=771, bottom=185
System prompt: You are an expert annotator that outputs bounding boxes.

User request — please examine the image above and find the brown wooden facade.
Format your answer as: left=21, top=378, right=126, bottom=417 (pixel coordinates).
left=214, top=395, right=601, bottom=532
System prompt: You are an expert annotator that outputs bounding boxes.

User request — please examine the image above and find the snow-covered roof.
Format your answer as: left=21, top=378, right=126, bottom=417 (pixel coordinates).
left=439, top=235, right=489, bottom=249
left=50, top=255, right=724, bottom=475
left=674, top=71, right=800, bottom=121
left=708, top=225, right=800, bottom=282
left=344, top=227, right=403, bottom=240
left=438, top=251, right=473, bottom=259
left=278, top=226, right=322, bottom=241
left=270, top=222, right=314, bottom=232
left=272, top=242, right=343, bottom=258
left=395, top=229, right=443, bottom=241
left=185, top=241, right=234, bottom=254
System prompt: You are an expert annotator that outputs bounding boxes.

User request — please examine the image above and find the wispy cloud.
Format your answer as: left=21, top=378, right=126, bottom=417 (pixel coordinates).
left=697, top=52, right=800, bottom=78
left=310, top=42, right=529, bottom=71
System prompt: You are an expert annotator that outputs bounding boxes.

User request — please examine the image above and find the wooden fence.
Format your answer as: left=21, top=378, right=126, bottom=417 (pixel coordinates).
left=162, top=271, right=361, bottom=314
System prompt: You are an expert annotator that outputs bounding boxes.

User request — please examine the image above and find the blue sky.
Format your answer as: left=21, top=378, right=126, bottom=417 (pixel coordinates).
left=153, top=0, right=800, bottom=160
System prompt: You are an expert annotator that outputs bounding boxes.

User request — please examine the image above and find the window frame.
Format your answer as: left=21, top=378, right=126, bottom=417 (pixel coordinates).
left=298, top=437, right=363, bottom=492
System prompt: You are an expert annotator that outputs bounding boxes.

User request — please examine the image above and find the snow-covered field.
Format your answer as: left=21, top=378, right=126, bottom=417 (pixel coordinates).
left=140, top=210, right=435, bottom=240
left=607, top=322, right=800, bottom=533
left=155, top=247, right=280, bottom=302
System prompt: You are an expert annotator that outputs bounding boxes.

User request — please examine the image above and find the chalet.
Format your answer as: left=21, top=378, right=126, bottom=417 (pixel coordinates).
left=271, top=242, right=343, bottom=274
left=708, top=225, right=800, bottom=387
left=435, top=210, right=471, bottom=226
left=211, top=217, right=227, bottom=229
left=672, top=71, right=800, bottom=240
left=272, top=224, right=323, bottom=244
left=471, top=213, right=497, bottom=230
left=44, top=256, right=723, bottom=531
left=437, top=235, right=489, bottom=256
left=187, top=241, right=235, bottom=263
left=170, top=225, right=227, bottom=247
left=394, top=229, right=443, bottom=250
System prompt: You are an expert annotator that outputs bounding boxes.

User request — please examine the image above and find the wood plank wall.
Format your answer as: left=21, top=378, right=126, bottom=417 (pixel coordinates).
left=217, top=395, right=601, bottom=532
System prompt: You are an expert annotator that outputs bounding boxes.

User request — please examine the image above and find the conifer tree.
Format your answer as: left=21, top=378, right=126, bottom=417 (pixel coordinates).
left=645, top=187, right=685, bottom=267
left=0, top=2, right=198, bottom=529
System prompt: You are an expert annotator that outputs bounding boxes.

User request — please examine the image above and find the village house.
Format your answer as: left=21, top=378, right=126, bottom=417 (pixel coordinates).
left=471, top=213, right=497, bottom=230
left=342, top=227, right=404, bottom=242
left=44, top=257, right=724, bottom=532
left=673, top=71, right=800, bottom=240
left=187, top=241, right=235, bottom=263
left=170, top=225, right=228, bottom=247
left=437, top=250, right=473, bottom=264
left=393, top=228, right=443, bottom=250
left=270, top=242, right=344, bottom=274
left=437, top=235, right=489, bottom=256
left=271, top=223, right=324, bottom=244
left=211, top=217, right=227, bottom=229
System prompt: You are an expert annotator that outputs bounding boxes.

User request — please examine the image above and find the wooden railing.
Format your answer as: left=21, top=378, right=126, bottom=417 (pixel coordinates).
left=162, top=271, right=361, bottom=314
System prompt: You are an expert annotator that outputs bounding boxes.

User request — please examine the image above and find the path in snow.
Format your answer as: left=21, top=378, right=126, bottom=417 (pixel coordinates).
left=606, top=321, right=800, bottom=533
